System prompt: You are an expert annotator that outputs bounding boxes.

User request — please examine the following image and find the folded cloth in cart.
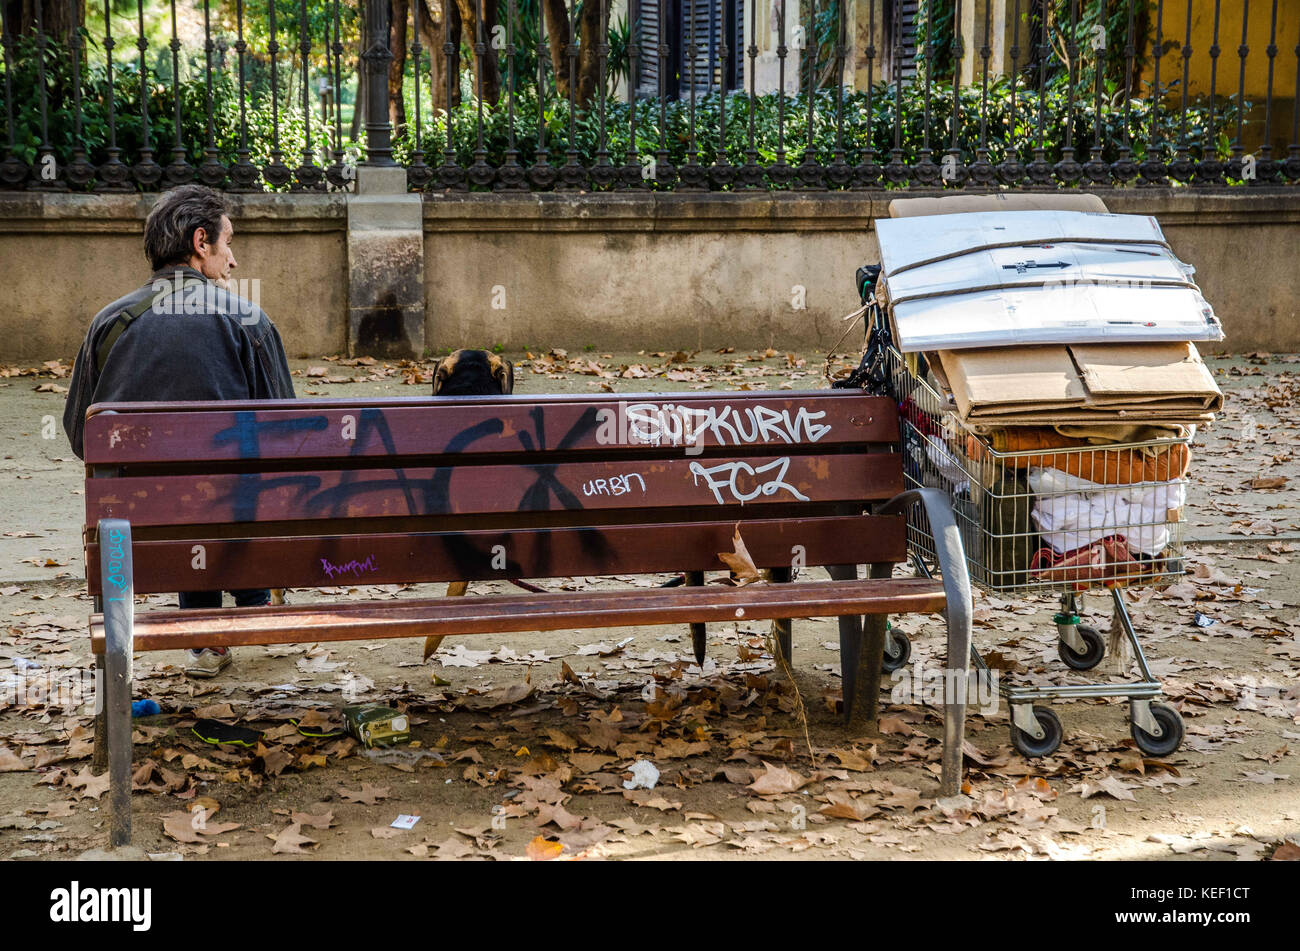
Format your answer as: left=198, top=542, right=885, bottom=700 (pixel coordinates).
left=965, top=431, right=1192, bottom=484
left=1029, top=467, right=1185, bottom=557
left=983, top=423, right=1188, bottom=451
left=925, top=439, right=970, bottom=494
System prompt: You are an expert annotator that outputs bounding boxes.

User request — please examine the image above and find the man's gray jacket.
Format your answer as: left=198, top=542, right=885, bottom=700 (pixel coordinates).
left=63, top=266, right=296, bottom=459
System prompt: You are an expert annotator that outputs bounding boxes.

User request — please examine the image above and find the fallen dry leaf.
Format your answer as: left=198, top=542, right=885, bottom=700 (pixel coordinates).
left=747, top=762, right=810, bottom=796
left=717, top=525, right=761, bottom=584
left=66, top=765, right=111, bottom=800
left=829, top=747, right=876, bottom=771
left=1077, top=776, right=1138, bottom=801
left=268, top=822, right=318, bottom=854
left=338, top=783, right=391, bottom=805
left=161, top=808, right=241, bottom=844
left=1242, top=771, right=1289, bottom=785
left=526, top=835, right=565, bottom=861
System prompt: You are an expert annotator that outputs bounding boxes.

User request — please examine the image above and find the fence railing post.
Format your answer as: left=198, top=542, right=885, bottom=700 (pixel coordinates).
left=361, top=0, right=395, bottom=166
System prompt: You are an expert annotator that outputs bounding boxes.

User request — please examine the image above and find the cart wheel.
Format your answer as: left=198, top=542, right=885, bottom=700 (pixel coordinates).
left=881, top=629, right=911, bottom=674
left=1130, top=703, right=1184, bottom=757
left=1057, top=624, right=1106, bottom=671
left=1009, top=706, right=1063, bottom=758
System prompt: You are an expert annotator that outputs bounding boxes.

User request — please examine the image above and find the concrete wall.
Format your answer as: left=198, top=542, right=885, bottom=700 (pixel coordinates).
left=0, top=188, right=1297, bottom=361
left=0, top=192, right=348, bottom=361
left=423, top=189, right=1300, bottom=354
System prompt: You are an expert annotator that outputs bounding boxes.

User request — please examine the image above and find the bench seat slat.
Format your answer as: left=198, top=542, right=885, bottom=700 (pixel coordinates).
left=83, top=393, right=899, bottom=465
left=85, top=453, right=902, bottom=526
left=84, top=515, right=906, bottom=595
left=89, top=578, right=946, bottom=652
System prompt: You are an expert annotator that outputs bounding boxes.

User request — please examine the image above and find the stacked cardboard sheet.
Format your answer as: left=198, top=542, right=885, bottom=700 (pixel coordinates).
left=936, top=341, right=1222, bottom=431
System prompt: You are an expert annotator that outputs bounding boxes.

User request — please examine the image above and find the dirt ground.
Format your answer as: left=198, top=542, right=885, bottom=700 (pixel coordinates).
left=1, top=348, right=1297, bottom=861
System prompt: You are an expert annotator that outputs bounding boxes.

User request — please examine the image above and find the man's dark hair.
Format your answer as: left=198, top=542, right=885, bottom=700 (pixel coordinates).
left=143, top=185, right=231, bottom=272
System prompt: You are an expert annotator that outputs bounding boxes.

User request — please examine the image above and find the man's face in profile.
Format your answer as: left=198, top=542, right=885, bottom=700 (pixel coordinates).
left=193, top=215, right=237, bottom=283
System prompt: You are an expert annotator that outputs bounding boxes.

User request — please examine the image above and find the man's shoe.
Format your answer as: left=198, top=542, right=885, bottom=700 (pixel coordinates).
left=185, top=647, right=232, bottom=679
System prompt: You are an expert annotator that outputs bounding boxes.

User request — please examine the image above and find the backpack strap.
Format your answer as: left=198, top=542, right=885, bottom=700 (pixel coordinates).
left=94, top=276, right=208, bottom=375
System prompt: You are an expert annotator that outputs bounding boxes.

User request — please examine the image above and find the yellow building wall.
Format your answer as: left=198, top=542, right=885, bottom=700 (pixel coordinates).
left=1144, top=0, right=1299, bottom=154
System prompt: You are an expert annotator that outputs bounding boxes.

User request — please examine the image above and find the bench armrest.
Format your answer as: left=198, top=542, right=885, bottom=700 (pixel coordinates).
left=878, top=488, right=974, bottom=796
left=878, top=488, right=972, bottom=635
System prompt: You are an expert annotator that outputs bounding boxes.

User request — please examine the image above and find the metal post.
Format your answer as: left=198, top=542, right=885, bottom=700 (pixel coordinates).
left=362, top=0, right=396, bottom=166
left=98, top=518, right=134, bottom=848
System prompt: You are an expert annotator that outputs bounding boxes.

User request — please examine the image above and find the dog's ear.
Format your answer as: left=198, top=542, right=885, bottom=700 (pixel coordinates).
left=433, top=353, right=459, bottom=395
left=489, top=354, right=514, bottom=394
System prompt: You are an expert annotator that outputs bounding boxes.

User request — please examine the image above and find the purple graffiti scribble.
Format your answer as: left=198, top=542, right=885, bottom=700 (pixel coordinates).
left=321, top=555, right=378, bottom=580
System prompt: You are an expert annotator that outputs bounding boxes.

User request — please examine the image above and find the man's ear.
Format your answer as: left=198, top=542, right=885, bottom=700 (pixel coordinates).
left=191, top=226, right=209, bottom=260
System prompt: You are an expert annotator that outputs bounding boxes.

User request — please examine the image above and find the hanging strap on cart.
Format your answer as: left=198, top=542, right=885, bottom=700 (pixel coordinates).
left=831, top=264, right=894, bottom=397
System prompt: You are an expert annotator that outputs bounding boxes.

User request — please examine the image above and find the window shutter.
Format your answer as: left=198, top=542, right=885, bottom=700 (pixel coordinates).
left=635, top=0, right=662, bottom=96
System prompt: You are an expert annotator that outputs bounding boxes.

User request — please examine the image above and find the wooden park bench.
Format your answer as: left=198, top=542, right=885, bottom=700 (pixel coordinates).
left=82, top=390, right=972, bottom=846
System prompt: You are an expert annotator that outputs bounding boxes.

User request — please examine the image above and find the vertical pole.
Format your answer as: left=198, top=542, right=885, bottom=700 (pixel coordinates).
left=741, top=0, right=760, bottom=186
left=362, top=0, right=396, bottom=166
left=852, top=0, right=880, bottom=188
left=68, top=11, right=95, bottom=187
left=166, top=0, right=194, bottom=185
left=1197, top=0, right=1225, bottom=186
left=0, top=4, right=28, bottom=187
left=99, top=519, right=134, bottom=849
left=132, top=0, right=161, bottom=187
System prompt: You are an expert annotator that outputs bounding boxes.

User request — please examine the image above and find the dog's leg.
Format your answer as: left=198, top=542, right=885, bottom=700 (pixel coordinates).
left=270, top=588, right=285, bottom=606
left=424, top=580, right=469, bottom=660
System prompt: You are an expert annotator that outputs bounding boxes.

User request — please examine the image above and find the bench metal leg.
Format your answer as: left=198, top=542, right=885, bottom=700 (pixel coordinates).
left=98, top=518, right=135, bottom=848
left=831, top=563, right=891, bottom=730
left=768, top=567, right=794, bottom=664
left=880, top=489, right=973, bottom=797
left=91, top=653, right=107, bottom=773
left=684, top=571, right=707, bottom=665
left=90, top=592, right=108, bottom=774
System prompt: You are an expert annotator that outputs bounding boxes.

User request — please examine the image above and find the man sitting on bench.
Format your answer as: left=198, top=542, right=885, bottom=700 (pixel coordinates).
left=63, top=184, right=296, bottom=679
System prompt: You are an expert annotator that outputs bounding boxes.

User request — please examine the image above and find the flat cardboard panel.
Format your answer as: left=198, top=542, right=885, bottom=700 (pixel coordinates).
left=938, top=341, right=1224, bottom=424
left=1070, top=341, right=1223, bottom=411
left=939, top=346, right=1087, bottom=418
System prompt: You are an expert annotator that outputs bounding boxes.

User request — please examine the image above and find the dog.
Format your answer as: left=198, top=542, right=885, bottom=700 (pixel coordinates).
left=423, top=349, right=515, bottom=661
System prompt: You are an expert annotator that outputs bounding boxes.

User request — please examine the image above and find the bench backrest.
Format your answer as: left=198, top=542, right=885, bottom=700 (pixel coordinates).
left=82, top=391, right=906, bottom=595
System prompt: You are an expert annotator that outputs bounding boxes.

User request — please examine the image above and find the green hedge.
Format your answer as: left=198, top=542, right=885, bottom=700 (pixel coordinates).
left=2, top=34, right=1250, bottom=190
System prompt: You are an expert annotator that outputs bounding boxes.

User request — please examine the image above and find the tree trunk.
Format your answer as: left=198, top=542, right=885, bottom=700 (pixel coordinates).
left=543, top=0, right=570, bottom=99
left=455, top=0, right=501, bottom=104
left=575, top=0, right=603, bottom=110
left=389, top=0, right=410, bottom=137
left=416, top=0, right=450, bottom=115
left=6, top=0, right=83, bottom=42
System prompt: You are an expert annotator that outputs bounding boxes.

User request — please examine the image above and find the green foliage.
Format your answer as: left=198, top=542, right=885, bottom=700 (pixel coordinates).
left=2, top=34, right=338, bottom=190
left=391, top=74, right=1247, bottom=189
left=1, top=27, right=1248, bottom=192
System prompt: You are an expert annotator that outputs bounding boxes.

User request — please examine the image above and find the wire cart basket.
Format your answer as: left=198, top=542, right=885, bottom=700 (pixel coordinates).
left=837, top=275, right=1190, bottom=758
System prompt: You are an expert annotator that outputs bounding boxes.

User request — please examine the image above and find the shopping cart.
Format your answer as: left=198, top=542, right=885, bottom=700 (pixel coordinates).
left=836, top=267, right=1189, bottom=758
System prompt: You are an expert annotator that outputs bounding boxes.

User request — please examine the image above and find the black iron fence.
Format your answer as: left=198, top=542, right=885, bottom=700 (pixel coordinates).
left=1, top=0, right=1298, bottom=193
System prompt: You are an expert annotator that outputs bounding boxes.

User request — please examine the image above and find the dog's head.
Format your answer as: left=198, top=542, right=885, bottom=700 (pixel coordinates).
left=432, top=349, right=514, bottom=396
